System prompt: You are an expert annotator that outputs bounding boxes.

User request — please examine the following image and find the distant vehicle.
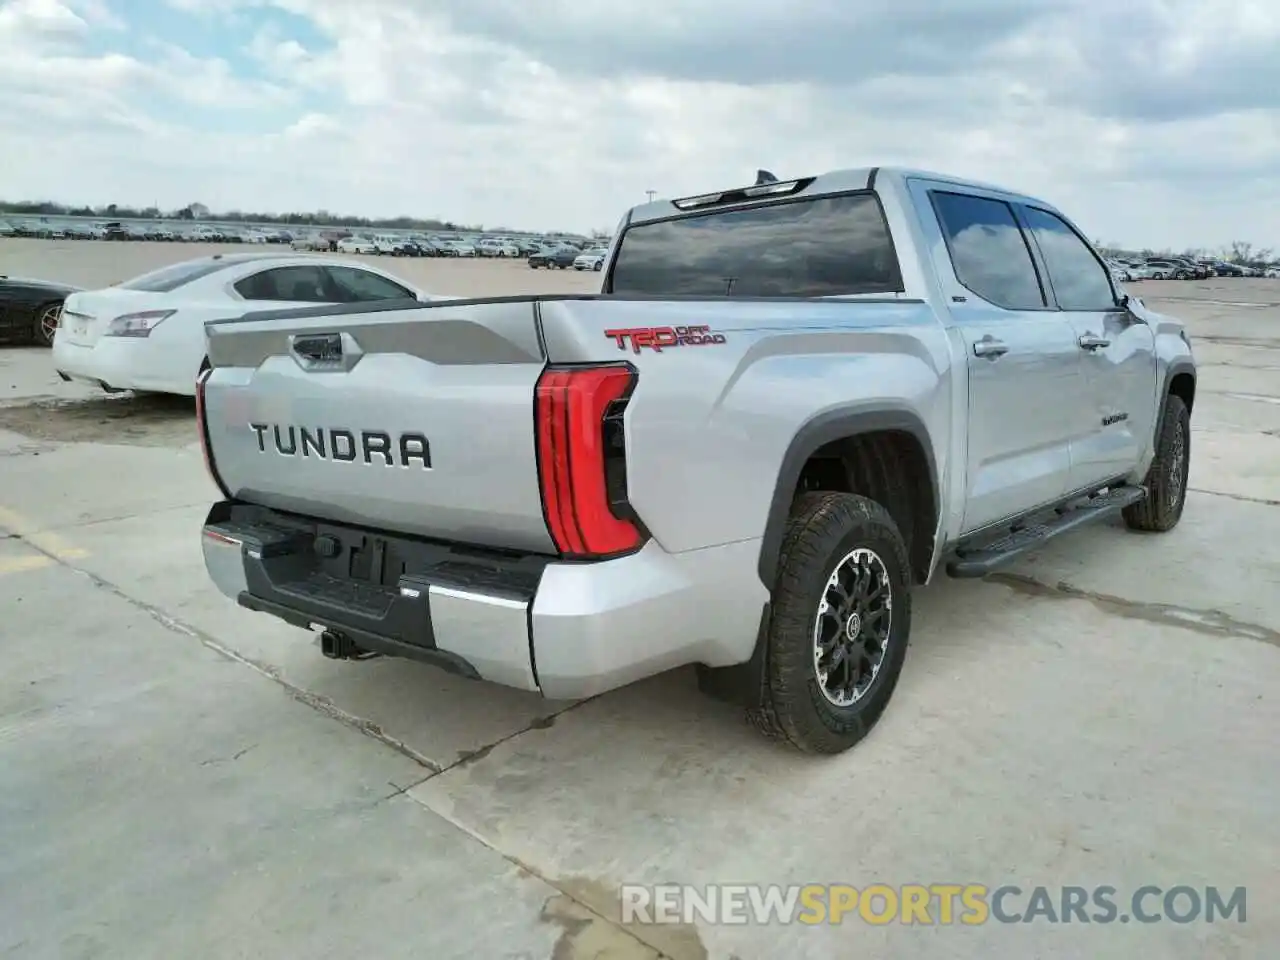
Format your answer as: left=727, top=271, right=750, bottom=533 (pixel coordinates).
left=476, top=239, right=520, bottom=258
left=0, top=221, right=17, bottom=238
left=336, top=237, right=377, bottom=255
left=290, top=233, right=331, bottom=252
left=371, top=235, right=402, bottom=255
left=528, top=245, right=578, bottom=269
left=52, top=253, right=445, bottom=396
left=1144, top=259, right=1194, bottom=280
left=573, top=247, right=609, bottom=271
left=1211, top=261, right=1244, bottom=277
left=0, top=274, right=82, bottom=346
left=443, top=241, right=476, bottom=257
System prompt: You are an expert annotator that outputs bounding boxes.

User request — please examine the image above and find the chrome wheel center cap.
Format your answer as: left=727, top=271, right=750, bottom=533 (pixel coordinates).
left=845, top=613, right=862, bottom=641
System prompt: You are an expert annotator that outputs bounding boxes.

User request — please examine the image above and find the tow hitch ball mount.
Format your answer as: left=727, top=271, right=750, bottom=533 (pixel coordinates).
left=320, top=630, right=379, bottom=661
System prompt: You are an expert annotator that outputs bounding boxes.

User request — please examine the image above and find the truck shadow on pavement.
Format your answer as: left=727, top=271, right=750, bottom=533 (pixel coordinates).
left=0, top=392, right=196, bottom=447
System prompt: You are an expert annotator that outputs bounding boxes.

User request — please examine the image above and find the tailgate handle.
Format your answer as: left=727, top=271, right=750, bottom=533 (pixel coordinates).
left=289, top=332, right=363, bottom=372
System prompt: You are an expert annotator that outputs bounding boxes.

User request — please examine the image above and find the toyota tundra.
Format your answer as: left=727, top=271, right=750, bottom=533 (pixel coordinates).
left=196, top=167, right=1196, bottom=754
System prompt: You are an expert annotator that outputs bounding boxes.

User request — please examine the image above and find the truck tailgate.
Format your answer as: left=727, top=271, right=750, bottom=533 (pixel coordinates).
left=201, top=299, right=555, bottom=554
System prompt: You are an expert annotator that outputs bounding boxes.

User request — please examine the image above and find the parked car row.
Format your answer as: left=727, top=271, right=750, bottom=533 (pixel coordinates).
left=1106, top=255, right=1279, bottom=281
left=527, top=244, right=609, bottom=270
left=1, top=218, right=608, bottom=260
left=0, top=219, right=294, bottom=244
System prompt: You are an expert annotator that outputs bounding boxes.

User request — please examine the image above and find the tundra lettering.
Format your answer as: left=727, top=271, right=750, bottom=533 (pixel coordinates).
left=201, top=166, right=1194, bottom=756
left=248, top=423, right=430, bottom=468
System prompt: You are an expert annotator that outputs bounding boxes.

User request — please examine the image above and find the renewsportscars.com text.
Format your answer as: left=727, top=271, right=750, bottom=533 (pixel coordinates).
left=620, top=883, right=1247, bottom=926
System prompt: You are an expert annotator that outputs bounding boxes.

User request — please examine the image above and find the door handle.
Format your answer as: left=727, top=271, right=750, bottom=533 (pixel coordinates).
left=972, top=336, right=1008, bottom=359
left=1078, top=333, right=1111, bottom=351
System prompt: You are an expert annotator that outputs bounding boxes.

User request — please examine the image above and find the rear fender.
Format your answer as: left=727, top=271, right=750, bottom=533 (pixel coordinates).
left=757, top=404, right=940, bottom=588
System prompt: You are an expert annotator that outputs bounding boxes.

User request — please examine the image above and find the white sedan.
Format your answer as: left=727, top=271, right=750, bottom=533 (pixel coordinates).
left=573, top=248, right=609, bottom=271
left=53, top=253, right=445, bottom=397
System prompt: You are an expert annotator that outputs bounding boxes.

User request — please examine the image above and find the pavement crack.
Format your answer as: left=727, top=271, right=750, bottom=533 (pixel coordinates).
left=987, top=572, right=1280, bottom=648
left=199, top=744, right=258, bottom=766
left=1189, top=487, right=1280, bottom=507
left=8, top=536, right=445, bottom=773
left=416, top=697, right=598, bottom=783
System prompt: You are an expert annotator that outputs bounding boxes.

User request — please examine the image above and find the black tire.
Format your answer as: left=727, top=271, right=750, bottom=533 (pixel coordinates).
left=747, top=492, right=912, bottom=754
left=1123, top=393, right=1190, bottom=532
left=33, top=301, right=62, bottom=346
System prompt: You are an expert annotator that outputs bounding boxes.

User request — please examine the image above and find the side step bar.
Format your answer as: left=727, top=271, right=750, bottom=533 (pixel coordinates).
left=946, top=485, right=1146, bottom=579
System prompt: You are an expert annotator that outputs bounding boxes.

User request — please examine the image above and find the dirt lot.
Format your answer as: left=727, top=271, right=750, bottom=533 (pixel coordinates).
left=1, top=243, right=1277, bottom=959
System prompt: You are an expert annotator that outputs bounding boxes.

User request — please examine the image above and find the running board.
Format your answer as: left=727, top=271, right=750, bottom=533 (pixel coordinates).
left=946, top=485, right=1146, bottom=579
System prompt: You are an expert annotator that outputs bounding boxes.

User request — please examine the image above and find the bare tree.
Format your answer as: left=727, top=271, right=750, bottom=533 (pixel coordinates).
left=1229, top=240, right=1253, bottom=263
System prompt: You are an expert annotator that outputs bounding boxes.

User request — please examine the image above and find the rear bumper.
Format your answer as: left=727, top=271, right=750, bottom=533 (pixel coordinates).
left=53, top=335, right=187, bottom=394
left=201, top=502, right=765, bottom=700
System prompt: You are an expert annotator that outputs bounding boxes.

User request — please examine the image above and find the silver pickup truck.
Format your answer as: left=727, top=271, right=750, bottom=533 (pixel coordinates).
left=197, top=166, right=1196, bottom=754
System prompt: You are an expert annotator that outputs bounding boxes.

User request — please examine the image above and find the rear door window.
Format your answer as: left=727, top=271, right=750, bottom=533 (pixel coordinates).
left=324, top=266, right=415, bottom=302
left=607, top=193, right=903, bottom=297
left=234, top=266, right=331, bottom=302
left=930, top=191, right=1046, bottom=310
left=1020, top=206, right=1116, bottom=311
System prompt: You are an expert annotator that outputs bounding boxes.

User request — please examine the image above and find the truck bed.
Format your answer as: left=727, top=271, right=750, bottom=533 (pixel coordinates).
left=200, top=292, right=939, bottom=557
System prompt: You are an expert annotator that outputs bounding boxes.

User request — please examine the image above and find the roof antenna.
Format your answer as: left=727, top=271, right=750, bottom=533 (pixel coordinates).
left=755, top=169, right=779, bottom=185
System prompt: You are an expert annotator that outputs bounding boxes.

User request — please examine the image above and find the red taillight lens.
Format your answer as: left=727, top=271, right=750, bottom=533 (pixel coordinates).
left=535, top=363, right=645, bottom=559
left=195, top=366, right=231, bottom=499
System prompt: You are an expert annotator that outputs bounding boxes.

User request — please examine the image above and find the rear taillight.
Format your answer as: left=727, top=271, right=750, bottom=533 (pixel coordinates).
left=195, top=366, right=232, bottom=499
left=104, top=309, right=174, bottom=337
left=535, top=363, right=646, bottom=559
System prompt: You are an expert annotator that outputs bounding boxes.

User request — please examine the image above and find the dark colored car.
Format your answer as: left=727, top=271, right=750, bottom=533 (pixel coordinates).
left=394, top=239, right=444, bottom=257
left=1213, top=261, right=1245, bottom=277
left=528, top=246, right=578, bottom=269
left=0, top=275, right=82, bottom=346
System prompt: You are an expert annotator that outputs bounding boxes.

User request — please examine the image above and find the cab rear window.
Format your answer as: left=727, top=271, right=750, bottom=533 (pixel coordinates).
left=607, top=193, right=903, bottom=297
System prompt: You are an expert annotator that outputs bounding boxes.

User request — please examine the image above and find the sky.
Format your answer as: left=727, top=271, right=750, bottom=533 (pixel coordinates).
left=1, top=0, right=1278, bottom=250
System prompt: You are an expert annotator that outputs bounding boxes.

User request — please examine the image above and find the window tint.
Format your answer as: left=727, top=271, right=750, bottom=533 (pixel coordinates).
left=931, top=192, right=1045, bottom=310
left=234, top=266, right=331, bottom=302
left=324, top=266, right=415, bottom=302
left=1021, top=206, right=1115, bottom=311
left=119, top=259, right=234, bottom=293
left=608, top=193, right=903, bottom=297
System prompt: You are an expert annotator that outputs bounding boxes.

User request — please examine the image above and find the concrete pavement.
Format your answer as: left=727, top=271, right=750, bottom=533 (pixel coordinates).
left=0, top=266, right=1277, bottom=959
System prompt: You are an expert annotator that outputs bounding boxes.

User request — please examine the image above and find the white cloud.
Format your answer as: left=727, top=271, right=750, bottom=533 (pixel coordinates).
left=0, top=0, right=1278, bottom=249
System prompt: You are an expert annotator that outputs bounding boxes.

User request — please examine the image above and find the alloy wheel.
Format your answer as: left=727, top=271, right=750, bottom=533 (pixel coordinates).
left=812, top=547, right=893, bottom=707
left=38, top=304, right=61, bottom=345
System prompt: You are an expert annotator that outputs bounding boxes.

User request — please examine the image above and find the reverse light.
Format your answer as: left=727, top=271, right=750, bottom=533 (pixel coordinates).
left=105, top=309, right=175, bottom=337
left=535, top=363, right=646, bottom=560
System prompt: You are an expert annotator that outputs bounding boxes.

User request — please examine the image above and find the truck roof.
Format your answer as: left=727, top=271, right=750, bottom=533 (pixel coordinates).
left=625, top=166, right=1046, bottom=226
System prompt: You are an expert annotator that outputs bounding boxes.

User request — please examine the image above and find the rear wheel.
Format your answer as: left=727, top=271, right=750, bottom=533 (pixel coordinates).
left=748, top=492, right=912, bottom=754
left=33, top=302, right=61, bottom=346
left=1124, top=393, right=1190, bottom=532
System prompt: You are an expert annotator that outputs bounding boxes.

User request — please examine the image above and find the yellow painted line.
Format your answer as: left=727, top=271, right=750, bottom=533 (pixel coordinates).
left=0, top=505, right=89, bottom=562
left=0, top=554, right=57, bottom=576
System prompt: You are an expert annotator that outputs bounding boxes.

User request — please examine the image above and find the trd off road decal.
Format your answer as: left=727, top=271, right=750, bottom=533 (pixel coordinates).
left=603, top=325, right=727, bottom=353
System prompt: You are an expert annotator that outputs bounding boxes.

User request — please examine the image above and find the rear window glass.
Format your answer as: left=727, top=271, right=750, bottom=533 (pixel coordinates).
left=607, top=193, right=903, bottom=297
left=118, top=259, right=234, bottom=293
